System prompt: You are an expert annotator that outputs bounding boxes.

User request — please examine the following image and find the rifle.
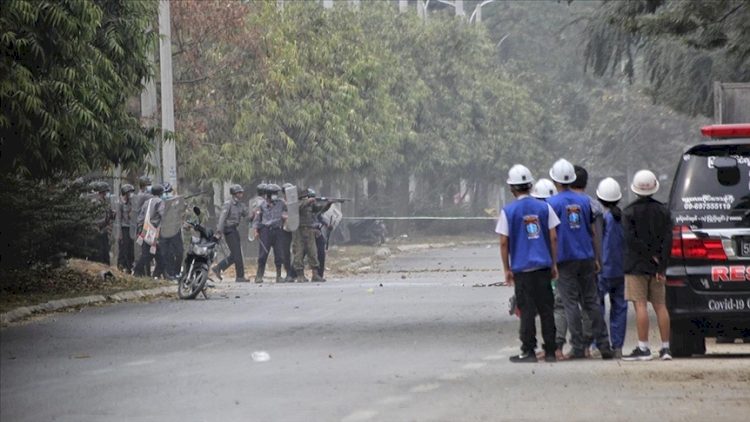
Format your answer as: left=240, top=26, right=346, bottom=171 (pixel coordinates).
left=316, top=197, right=352, bottom=203
left=182, top=190, right=210, bottom=200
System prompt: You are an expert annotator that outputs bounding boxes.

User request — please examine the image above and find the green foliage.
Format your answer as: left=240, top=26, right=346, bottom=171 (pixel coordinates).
left=0, top=176, right=103, bottom=269
left=174, top=1, right=544, bottom=190
left=579, top=0, right=750, bottom=117
left=0, top=0, right=159, bottom=178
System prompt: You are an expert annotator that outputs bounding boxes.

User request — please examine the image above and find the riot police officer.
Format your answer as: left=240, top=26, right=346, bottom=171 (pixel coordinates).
left=309, top=189, right=332, bottom=278
left=280, top=182, right=296, bottom=282
left=131, top=176, right=153, bottom=276
left=118, top=184, right=136, bottom=273
left=134, top=184, right=165, bottom=277
left=89, top=182, right=113, bottom=265
left=252, top=184, right=287, bottom=283
left=154, top=183, right=183, bottom=280
left=213, top=184, right=250, bottom=282
left=293, top=187, right=332, bottom=282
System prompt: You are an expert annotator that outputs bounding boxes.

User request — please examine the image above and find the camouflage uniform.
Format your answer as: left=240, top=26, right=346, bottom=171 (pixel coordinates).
left=292, top=189, right=331, bottom=282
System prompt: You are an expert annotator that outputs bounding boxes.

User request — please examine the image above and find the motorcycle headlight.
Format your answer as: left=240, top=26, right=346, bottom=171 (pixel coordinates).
left=191, top=244, right=209, bottom=256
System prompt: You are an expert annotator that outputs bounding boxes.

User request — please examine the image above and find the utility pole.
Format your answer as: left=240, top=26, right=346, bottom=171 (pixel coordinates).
left=455, top=0, right=463, bottom=16
left=159, top=0, right=177, bottom=193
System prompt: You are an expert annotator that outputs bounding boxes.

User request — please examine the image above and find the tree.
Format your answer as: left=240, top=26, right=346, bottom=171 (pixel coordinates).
left=579, top=0, right=750, bottom=117
left=0, top=0, right=159, bottom=179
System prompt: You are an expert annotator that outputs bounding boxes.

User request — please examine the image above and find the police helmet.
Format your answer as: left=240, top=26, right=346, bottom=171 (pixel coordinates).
left=150, top=184, right=164, bottom=197
left=264, top=184, right=281, bottom=194
left=297, top=186, right=310, bottom=199
left=256, top=183, right=267, bottom=196
left=139, top=175, right=152, bottom=187
left=163, top=182, right=173, bottom=193
left=98, top=183, right=110, bottom=194
left=121, top=184, right=135, bottom=196
left=230, top=184, right=244, bottom=195
left=307, top=188, right=316, bottom=198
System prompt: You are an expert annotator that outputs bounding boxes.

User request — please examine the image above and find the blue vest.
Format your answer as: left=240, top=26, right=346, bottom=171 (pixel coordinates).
left=503, top=197, right=553, bottom=273
left=601, top=211, right=625, bottom=278
left=547, top=190, right=594, bottom=262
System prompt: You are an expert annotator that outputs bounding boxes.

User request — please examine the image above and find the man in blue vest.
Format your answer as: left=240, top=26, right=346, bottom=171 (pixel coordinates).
left=497, top=164, right=560, bottom=363
left=546, top=159, right=614, bottom=360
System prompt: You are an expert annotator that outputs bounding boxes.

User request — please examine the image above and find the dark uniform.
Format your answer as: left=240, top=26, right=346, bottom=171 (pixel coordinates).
left=134, top=185, right=166, bottom=277
left=313, top=212, right=331, bottom=278
left=253, top=188, right=287, bottom=283
left=154, top=183, right=184, bottom=279
left=214, top=185, right=250, bottom=281
left=118, top=184, right=136, bottom=273
left=89, top=182, right=113, bottom=265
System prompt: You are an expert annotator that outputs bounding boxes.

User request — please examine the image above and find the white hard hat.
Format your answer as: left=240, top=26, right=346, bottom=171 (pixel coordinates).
left=631, top=170, right=659, bottom=196
left=596, top=177, right=622, bottom=202
left=531, top=178, right=557, bottom=199
left=549, top=159, right=577, bottom=184
left=506, top=164, right=534, bottom=186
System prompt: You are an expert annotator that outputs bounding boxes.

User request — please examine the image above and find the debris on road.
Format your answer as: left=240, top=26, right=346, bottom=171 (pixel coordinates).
left=472, top=283, right=486, bottom=287
left=251, top=351, right=270, bottom=362
left=366, top=288, right=374, bottom=294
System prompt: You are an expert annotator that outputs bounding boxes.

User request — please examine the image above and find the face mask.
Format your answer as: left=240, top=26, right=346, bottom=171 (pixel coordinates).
left=161, top=194, right=167, bottom=200
left=146, top=185, right=152, bottom=193
left=165, top=193, right=174, bottom=199
left=128, top=192, right=135, bottom=199
left=104, top=193, right=111, bottom=200
left=271, top=195, right=278, bottom=201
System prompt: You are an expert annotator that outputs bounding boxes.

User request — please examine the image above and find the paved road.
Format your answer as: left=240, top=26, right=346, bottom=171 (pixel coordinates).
left=1, top=247, right=749, bottom=422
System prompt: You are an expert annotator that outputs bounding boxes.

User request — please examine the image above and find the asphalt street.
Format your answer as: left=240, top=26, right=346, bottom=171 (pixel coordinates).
left=1, top=246, right=749, bottom=422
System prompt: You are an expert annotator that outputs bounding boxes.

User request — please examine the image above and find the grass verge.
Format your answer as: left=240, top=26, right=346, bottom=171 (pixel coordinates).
left=0, top=259, right=169, bottom=314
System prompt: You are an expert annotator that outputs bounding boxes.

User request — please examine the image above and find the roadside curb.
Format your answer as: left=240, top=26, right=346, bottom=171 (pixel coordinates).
left=340, top=239, right=497, bottom=273
left=0, top=286, right=177, bottom=326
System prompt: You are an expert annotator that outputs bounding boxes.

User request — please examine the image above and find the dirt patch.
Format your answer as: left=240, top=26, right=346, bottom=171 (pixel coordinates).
left=0, top=259, right=169, bottom=313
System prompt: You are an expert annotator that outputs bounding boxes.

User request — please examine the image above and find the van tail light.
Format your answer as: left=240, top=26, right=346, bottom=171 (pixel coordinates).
left=665, top=279, right=686, bottom=287
left=671, top=226, right=727, bottom=260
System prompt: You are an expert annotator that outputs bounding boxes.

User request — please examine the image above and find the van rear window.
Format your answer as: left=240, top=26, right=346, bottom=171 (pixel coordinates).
left=670, top=154, right=750, bottom=212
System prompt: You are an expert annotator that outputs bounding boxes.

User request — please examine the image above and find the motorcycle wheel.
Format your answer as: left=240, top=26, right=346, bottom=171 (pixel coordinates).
left=178, top=267, right=208, bottom=300
left=372, top=234, right=385, bottom=247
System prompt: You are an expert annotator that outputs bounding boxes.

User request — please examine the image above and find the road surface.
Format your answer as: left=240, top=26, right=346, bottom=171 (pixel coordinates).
left=1, top=246, right=749, bottom=422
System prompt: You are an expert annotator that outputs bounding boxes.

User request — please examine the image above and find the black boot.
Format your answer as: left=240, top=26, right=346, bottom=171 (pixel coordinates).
left=254, top=264, right=265, bottom=283
left=275, top=267, right=284, bottom=283
left=296, top=270, right=309, bottom=283
left=311, top=269, right=326, bottom=282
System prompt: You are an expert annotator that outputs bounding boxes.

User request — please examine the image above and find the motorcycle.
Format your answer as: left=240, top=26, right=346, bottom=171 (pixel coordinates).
left=332, top=218, right=387, bottom=246
left=178, top=206, right=218, bottom=300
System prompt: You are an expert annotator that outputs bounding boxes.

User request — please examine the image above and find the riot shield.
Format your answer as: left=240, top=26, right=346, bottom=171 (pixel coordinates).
left=285, top=185, right=299, bottom=232
left=323, top=203, right=343, bottom=230
left=321, top=203, right=342, bottom=250
left=160, top=196, right=186, bottom=238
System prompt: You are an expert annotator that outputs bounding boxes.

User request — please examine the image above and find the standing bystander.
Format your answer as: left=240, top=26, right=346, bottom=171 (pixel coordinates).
left=497, top=165, right=560, bottom=363
left=621, top=170, right=673, bottom=361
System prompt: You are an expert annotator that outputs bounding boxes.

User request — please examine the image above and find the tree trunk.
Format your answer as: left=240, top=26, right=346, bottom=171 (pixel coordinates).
left=392, top=172, right=410, bottom=236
